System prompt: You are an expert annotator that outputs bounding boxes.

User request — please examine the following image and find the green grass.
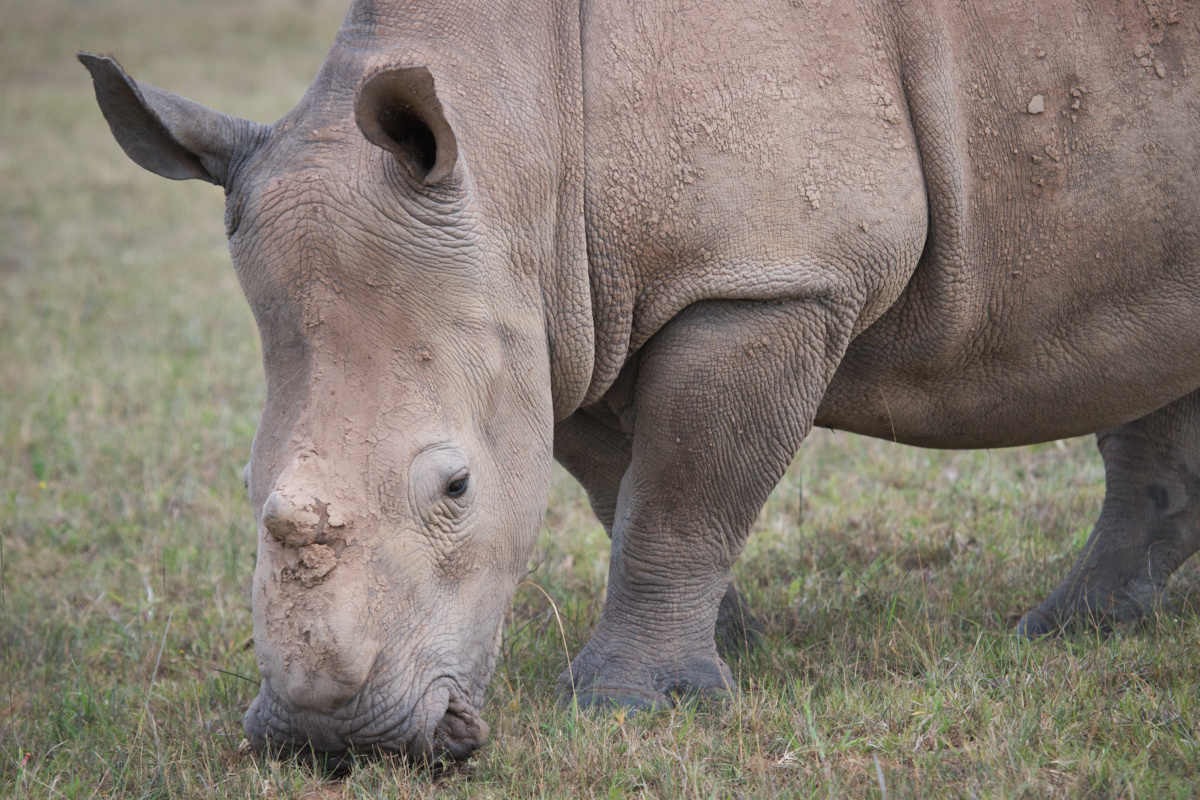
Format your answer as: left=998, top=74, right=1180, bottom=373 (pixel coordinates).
left=2, top=1, right=1199, bottom=796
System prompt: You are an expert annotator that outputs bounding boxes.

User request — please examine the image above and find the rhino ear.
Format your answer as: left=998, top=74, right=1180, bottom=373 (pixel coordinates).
left=355, top=65, right=459, bottom=185
left=78, top=52, right=265, bottom=187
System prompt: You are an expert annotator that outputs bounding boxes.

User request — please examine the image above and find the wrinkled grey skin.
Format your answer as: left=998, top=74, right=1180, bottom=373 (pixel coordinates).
left=82, top=0, right=1200, bottom=761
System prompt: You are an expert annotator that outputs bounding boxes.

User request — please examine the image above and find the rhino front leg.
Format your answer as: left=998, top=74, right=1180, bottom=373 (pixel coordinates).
left=1019, top=389, right=1200, bottom=636
left=558, top=298, right=853, bottom=709
left=554, top=411, right=767, bottom=656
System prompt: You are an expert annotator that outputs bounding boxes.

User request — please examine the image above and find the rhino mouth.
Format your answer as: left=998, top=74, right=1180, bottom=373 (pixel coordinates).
left=243, top=676, right=488, bottom=767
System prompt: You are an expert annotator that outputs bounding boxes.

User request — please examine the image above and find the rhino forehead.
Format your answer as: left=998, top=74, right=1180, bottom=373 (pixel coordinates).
left=231, top=175, right=488, bottom=310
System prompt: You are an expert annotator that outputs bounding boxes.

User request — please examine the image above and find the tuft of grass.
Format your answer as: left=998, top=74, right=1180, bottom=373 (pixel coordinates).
left=3, top=0, right=1198, bottom=796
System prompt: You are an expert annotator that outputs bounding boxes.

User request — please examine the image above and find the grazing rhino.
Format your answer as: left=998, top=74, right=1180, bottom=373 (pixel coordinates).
left=81, top=0, right=1200, bottom=762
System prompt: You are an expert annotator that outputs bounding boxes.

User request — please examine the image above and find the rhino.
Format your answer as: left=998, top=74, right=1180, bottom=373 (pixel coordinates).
left=80, top=0, right=1200, bottom=762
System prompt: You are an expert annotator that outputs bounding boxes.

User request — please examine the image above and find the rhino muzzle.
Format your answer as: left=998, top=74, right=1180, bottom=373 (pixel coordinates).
left=243, top=676, right=489, bottom=764
left=249, top=481, right=495, bottom=764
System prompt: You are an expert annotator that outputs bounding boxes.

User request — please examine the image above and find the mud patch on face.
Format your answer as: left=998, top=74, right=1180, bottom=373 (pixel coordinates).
left=292, top=542, right=338, bottom=587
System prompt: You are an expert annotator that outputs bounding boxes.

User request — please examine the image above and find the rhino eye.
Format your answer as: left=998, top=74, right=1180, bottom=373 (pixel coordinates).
left=409, top=445, right=471, bottom=517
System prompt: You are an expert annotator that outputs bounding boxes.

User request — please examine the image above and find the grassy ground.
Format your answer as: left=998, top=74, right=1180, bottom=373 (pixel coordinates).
left=2, top=1, right=1199, bottom=796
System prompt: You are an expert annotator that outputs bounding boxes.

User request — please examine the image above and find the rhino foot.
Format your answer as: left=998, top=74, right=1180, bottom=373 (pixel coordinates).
left=1017, top=577, right=1162, bottom=638
left=557, top=637, right=734, bottom=712
left=1019, top=390, right=1200, bottom=639
left=1015, top=608, right=1059, bottom=638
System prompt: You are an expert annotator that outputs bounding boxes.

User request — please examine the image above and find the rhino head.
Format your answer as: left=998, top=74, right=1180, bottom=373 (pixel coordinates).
left=80, top=19, right=586, bottom=760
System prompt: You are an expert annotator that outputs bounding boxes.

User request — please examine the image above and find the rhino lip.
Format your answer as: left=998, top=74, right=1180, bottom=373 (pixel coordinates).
left=415, top=687, right=489, bottom=763
left=243, top=676, right=488, bottom=768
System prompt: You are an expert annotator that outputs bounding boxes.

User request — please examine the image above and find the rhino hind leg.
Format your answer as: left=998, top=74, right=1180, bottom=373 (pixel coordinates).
left=557, top=299, right=853, bottom=709
left=1019, top=388, right=1200, bottom=637
left=554, top=410, right=767, bottom=659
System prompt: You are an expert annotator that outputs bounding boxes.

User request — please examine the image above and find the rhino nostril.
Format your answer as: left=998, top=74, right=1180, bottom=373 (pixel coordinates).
left=262, top=489, right=323, bottom=547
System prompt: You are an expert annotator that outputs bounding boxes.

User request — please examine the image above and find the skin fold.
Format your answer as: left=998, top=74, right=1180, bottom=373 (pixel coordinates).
left=81, top=0, right=1200, bottom=760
